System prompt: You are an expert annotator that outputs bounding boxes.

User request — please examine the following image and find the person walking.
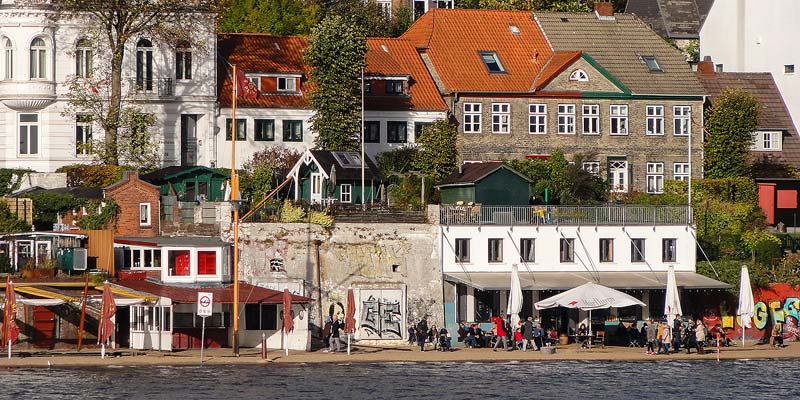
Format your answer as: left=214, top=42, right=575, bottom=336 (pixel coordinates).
left=672, top=315, right=682, bottom=352
left=660, top=321, right=672, bottom=355
left=533, top=323, right=545, bottom=350
left=646, top=319, right=658, bottom=355
left=696, top=320, right=706, bottom=354
left=416, top=317, right=428, bottom=352
left=492, top=315, right=507, bottom=351
left=685, top=318, right=697, bottom=354
left=329, top=314, right=343, bottom=353
left=522, top=317, right=534, bottom=351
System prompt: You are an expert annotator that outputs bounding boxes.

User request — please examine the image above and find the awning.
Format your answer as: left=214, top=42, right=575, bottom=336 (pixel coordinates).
left=444, top=271, right=732, bottom=291
left=14, top=286, right=81, bottom=302
left=98, top=284, right=159, bottom=303
left=17, top=298, right=66, bottom=306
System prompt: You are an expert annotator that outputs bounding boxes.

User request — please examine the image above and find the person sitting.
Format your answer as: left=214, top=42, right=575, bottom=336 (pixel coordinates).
left=457, top=321, right=469, bottom=344
left=514, top=327, right=525, bottom=350
left=771, top=322, right=785, bottom=348
left=577, top=323, right=589, bottom=348
left=545, top=328, right=559, bottom=346
left=473, top=324, right=489, bottom=348
left=439, top=327, right=452, bottom=351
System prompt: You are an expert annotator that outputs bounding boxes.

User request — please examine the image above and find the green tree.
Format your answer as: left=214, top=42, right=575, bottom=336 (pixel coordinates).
left=220, top=0, right=319, bottom=34
left=239, top=147, right=302, bottom=204
left=412, top=120, right=459, bottom=182
left=0, top=203, right=30, bottom=233
left=460, top=0, right=591, bottom=11
left=703, top=88, right=760, bottom=178
left=304, top=15, right=368, bottom=151
left=506, top=149, right=606, bottom=204
left=25, top=191, right=81, bottom=231
left=318, top=0, right=410, bottom=37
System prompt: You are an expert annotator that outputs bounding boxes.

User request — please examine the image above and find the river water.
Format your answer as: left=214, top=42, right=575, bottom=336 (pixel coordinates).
left=2, top=359, right=795, bottom=399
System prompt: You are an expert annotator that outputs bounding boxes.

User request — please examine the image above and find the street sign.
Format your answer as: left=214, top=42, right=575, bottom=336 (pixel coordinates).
left=197, top=292, right=213, bottom=317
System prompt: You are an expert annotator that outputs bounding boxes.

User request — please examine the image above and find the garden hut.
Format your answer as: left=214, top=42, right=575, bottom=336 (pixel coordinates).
left=437, top=162, right=532, bottom=205
left=140, top=166, right=229, bottom=202
left=287, top=149, right=381, bottom=205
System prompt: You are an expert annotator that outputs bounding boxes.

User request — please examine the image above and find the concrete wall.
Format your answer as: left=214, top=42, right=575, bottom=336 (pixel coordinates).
left=235, top=222, right=443, bottom=346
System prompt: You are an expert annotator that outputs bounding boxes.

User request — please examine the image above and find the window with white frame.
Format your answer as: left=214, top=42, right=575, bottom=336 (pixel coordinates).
left=492, top=103, right=510, bottom=134
left=175, top=43, right=192, bottom=80
left=19, top=113, right=38, bottom=155
left=631, top=238, right=645, bottom=262
left=673, top=162, right=689, bottom=181
left=139, top=203, right=151, bottom=226
left=3, top=37, right=12, bottom=80
left=569, top=69, right=588, bottom=81
left=385, top=80, right=404, bottom=95
left=488, top=238, right=503, bottom=263
left=520, top=238, right=535, bottom=263
left=609, top=159, right=628, bottom=192
left=455, top=238, right=470, bottom=263
left=599, top=238, right=614, bottom=262
left=528, top=104, right=546, bottom=134
left=582, top=161, right=600, bottom=175
left=248, top=76, right=260, bottom=91
left=377, top=0, right=392, bottom=17
left=340, top=184, right=352, bottom=203
left=76, top=115, right=92, bottom=155
left=646, top=105, right=664, bottom=135
left=479, top=51, right=505, bottom=73
left=662, top=238, right=677, bottom=262
left=464, top=103, right=481, bottom=133
left=610, top=105, right=628, bottom=135
left=30, top=37, right=47, bottom=79
left=557, top=104, right=575, bottom=134
left=673, top=106, right=691, bottom=136
left=75, top=39, right=92, bottom=78
left=560, top=238, right=575, bottom=262
left=582, top=104, right=599, bottom=134
left=277, top=76, right=297, bottom=92
left=646, top=162, right=664, bottom=193
left=751, top=131, right=782, bottom=151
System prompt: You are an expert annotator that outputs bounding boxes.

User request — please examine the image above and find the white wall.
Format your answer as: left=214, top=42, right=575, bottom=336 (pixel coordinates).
left=239, top=303, right=311, bottom=351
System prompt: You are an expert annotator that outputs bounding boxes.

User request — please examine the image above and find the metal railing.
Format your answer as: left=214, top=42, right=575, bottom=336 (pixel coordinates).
left=131, top=78, right=174, bottom=97
left=439, top=205, right=692, bottom=226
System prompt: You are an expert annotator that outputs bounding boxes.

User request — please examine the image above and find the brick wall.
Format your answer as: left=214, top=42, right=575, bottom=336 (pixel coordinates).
left=105, top=172, right=161, bottom=237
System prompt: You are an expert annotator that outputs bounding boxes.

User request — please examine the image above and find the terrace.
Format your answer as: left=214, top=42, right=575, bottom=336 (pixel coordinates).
left=439, top=205, right=692, bottom=226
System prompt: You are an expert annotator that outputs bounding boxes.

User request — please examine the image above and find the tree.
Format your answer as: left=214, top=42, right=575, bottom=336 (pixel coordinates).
left=506, top=149, right=607, bottom=204
left=304, top=15, right=367, bottom=151
left=318, top=0, right=410, bottom=37
left=412, top=120, right=460, bottom=182
left=219, top=0, right=319, bottom=34
left=460, top=0, right=591, bottom=11
left=239, top=147, right=302, bottom=205
left=51, top=1, right=220, bottom=165
left=703, top=88, right=760, bottom=179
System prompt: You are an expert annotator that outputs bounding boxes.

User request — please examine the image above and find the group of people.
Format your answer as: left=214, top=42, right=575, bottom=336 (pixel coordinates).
left=456, top=316, right=559, bottom=351
left=642, top=315, right=724, bottom=355
left=408, top=317, right=453, bottom=352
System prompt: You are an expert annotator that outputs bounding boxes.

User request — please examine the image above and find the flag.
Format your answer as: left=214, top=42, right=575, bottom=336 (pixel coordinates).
left=3, top=277, right=20, bottom=347
left=235, top=68, right=258, bottom=99
left=282, top=289, right=294, bottom=333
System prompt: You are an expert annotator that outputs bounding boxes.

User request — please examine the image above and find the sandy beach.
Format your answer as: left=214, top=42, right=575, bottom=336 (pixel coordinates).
left=1, top=342, right=796, bottom=368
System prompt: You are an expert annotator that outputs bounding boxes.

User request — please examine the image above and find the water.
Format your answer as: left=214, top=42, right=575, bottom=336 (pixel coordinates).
left=1, top=359, right=795, bottom=399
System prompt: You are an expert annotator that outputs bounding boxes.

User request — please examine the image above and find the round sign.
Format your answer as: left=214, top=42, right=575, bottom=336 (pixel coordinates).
left=200, top=295, right=211, bottom=308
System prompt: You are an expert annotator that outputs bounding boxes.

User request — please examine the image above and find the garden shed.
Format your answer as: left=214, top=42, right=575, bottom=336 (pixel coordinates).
left=437, top=162, right=532, bottom=205
left=287, top=149, right=381, bottom=205
left=141, top=166, right=228, bottom=202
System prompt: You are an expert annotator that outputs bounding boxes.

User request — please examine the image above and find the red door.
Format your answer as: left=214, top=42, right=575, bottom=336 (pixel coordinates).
left=32, top=306, right=56, bottom=349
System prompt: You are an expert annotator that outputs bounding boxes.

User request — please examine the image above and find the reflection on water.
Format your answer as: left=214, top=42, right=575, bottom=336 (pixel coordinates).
left=1, top=359, right=798, bottom=399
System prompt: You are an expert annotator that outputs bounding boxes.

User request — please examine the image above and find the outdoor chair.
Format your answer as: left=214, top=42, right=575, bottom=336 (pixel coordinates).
left=593, top=331, right=605, bottom=347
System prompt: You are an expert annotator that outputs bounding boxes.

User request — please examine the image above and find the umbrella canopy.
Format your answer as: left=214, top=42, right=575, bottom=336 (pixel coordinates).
left=97, top=282, right=117, bottom=345
left=282, top=288, right=294, bottom=333
left=328, top=165, right=337, bottom=197
left=738, top=265, right=755, bottom=329
left=507, top=264, right=523, bottom=328
left=345, top=288, right=356, bottom=334
left=664, top=266, right=682, bottom=321
left=535, top=282, right=646, bottom=310
left=2, top=278, right=20, bottom=347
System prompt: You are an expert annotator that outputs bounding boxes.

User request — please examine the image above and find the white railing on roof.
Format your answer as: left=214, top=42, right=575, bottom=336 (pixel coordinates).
left=439, top=205, right=692, bottom=226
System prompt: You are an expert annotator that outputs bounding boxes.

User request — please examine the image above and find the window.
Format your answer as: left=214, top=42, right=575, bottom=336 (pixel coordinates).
left=715, top=64, right=723, bottom=72
left=283, top=120, right=303, bottom=142
left=385, top=80, right=404, bottom=94
left=488, top=238, right=503, bottom=263
left=340, top=184, right=352, bottom=203
left=631, top=238, right=645, bottom=262
left=139, top=203, right=151, bottom=226
left=752, top=131, right=782, bottom=151
left=569, top=69, right=588, bottom=81
left=225, top=118, right=246, bottom=141
left=662, top=239, right=676, bottom=262
left=29, top=37, right=47, bottom=79
left=646, top=105, right=664, bottom=135
left=673, top=162, right=689, bottom=181
left=599, top=239, right=614, bottom=262
left=473, top=289, right=499, bottom=322
left=557, top=104, right=575, bottom=134
left=76, top=115, right=92, bottom=155
left=455, top=238, right=470, bottom=263
left=364, top=80, right=371, bottom=94
left=254, top=119, right=275, bottom=141
left=786, top=65, right=795, bottom=74
left=18, top=113, right=38, bottom=155
left=582, top=161, right=600, bottom=175
left=365, top=121, right=380, bottom=143
left=492, top=103, right=510, bottom=134
left=414, top=122, right=432, bottom=139
left=198, top=250, right=217, bottom=275
left=464, top=103, right=482, bottom=133
left=245, top=304, right=277, bottom=330
left=248, top=76, right=261, bottom=91
left=609, top=159, right=628, bottom=192
left=479, top=51, right=505, bottom=73
left=167, top=249, right=191, bottom=277
left=520, top=238, right=535, bottom=263
left=642, top=56, right=662, bottom=72
left=528, top=104, right=546, bottom=134
left=3, top=37, right=12, bottom=80
left=175, top=46, right=192, bottom=80
left=135, top=39, right=153, bottom=91
left=377, top=0, right=392, bottom=17
left=673, top=106, right=691, bottom=136
left=560, top=238, right=574, bottom=262
left=387, top=121, right=407, bottom=143
left=610, top=105, right=628, bottom=135
left=582, top=104, right=599, bottom=135
left=646, top=162, right=664, bottom=194
left=75, top=39, right=92, bottom=78
left=277, top=77, right=296, bottom=92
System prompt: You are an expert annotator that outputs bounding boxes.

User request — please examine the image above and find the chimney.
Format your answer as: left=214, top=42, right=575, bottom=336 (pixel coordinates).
left=697, top=56, right=715, bottom=76
left=594, top=1, right=614, bottom=17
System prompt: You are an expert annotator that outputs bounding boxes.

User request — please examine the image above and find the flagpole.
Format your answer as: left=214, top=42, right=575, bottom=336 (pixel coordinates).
left=232, top=64, right=241, bottom=356
left=360, top=66, right=365, bottom=210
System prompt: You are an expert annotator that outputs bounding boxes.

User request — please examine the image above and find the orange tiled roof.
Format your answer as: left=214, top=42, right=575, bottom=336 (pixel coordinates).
left=531, top=51, right=582, bottom=91
left=401, top=9, right=553, bottom=93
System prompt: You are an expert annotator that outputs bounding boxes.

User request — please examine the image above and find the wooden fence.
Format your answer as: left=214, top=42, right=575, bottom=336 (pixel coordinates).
left=75, top=229, right=115, bottom=274
left=1, top=197, right=33, bottom=225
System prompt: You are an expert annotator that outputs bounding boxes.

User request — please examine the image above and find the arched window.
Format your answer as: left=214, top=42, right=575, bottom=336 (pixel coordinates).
left=136, top=38, right=153, bottom=91
left=76, top=39, right=93, bottom=78
left=30, top=37, right=47, bottom=79
left=568, top=69, right=588, bottom=82
left=2, top=37, right=12, bottom=80
left=175, top=40, right=191, bottom=80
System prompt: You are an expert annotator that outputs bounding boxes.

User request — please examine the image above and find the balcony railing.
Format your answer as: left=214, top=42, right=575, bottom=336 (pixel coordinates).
left=131, top=78, right=174, bottom=97
left=439, top=205, right=692, bottom=226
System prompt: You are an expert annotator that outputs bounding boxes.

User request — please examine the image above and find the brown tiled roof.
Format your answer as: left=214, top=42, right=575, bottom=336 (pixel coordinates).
left=401, top=9, right=553, bottom=93
left=116, top=280, right=313, bottom=304
left=697, top=70, right=800, bottom=170
left=532, top=51, right=583, bottom=91
left=365, top=38, right=447, bottom=111
left=625, top=0, right=715, bottom=39
left=438, top=162, right=532, bottom=186
left=535, top=12, right=705, bottom=96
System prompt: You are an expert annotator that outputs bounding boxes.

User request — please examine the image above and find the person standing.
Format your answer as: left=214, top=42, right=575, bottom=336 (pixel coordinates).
left=660, top=321, right=672, bottom=355
left=685, top=318, right=697, bottom=354
left=329, top=314, right=343, bottom=353
left=522, top=317, right=534, bottom=351
left=416, top=317, right=428, bottom=352
left=533, top=323, right=545, bottom=350
left=492, top=315, right=507, bottom=351
left=322, top=315, right=332, bottom=349
left=696, top=320, right=706, bottom=354
left=646, top=319, right=657, bottom=355
left=672, top=315, right=682, bottom=352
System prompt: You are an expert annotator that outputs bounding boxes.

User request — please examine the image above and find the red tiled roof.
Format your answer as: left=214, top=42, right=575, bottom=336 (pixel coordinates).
left=401, top=9, right=553, bottom=93
left=365, top=38, right=447, bottom=111
left=532, top=51, right=583, bottom=91
left=116, top=280, right=313, bottom=304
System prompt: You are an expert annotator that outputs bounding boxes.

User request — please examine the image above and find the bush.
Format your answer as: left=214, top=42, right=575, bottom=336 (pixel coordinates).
left=56, top=164, right=126, bottom=188
left=377, top=147, right=417, bottom=176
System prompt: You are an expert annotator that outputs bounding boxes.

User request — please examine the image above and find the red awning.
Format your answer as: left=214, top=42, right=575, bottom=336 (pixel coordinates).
left=115, top=280, right=313, bottom=304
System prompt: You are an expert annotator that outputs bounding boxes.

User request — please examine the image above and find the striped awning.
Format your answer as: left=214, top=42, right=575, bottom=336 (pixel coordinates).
left=13, top=286, right=81, bottom=302
left=97, top=284, right=159, bottom=303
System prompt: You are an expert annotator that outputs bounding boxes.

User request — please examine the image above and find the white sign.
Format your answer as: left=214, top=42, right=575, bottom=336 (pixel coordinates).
left=197, top=292, right=213, bottom=317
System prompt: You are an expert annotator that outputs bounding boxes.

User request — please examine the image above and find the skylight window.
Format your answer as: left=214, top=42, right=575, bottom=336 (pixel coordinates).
left=641, top=56, right=663, bottom=72
left=479, top=51, right=505, bottom=73
left=332, top=151, right=363, bottom=169
left=508, top=25, right=521, bottom=35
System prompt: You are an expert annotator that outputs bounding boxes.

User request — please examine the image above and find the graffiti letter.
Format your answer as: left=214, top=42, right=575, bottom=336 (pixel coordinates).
left=783, top=297, right=800, bottom=322
left=770, top=301, right=785, bottom=323
left=754, top=301, right=768, bottom=330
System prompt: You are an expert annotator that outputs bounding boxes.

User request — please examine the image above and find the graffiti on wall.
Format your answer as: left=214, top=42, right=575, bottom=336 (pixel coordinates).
left=751, top=284, right=800, bottom=341
left=359, top=289, right=403, bottom=340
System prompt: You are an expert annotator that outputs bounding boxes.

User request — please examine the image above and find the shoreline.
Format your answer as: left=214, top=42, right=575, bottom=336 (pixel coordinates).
left=0, top=342, right=796, bottom=368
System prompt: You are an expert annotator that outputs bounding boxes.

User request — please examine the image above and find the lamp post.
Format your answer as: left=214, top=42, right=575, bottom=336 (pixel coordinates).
left=361, top=66, right=365, bottom=211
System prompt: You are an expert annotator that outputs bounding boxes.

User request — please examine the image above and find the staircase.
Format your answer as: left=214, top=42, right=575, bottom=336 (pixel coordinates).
left=332, top=206, right=428, bottom=224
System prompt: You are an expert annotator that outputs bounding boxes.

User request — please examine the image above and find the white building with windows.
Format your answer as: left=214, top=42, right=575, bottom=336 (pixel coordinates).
left=0, top=2, right=217, bottom=172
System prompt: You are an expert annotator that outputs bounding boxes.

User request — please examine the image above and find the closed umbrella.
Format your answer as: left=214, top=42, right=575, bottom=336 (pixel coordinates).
left=2, top=277, right=20, bottom=359
left=97, top=281, right=116, bottom=359
left=346, top=288, right=356, bottom=355
left=328, top=166, right=337, bottom=198
left=282, top=288, right=294, bottom=356
left=507, top=264, right=523, bottom=330
left=737, top=265, right=755, bottom=347
left=664, top=266, right=682, bottom=323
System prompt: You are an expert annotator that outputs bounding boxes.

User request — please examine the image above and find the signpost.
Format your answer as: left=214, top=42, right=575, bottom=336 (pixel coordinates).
left=197, top=292, right=213, bottom=364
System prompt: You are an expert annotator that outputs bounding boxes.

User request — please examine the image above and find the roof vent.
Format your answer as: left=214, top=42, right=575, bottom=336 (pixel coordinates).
left=381, top=44, right=389, bottom=53
left=508, top=25, right=520, bottom=35
left=560, top=17, right=569, bottom=22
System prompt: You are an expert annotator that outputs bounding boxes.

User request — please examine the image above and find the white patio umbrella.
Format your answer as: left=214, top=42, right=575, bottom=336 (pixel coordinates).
left=507, top=264, right=523, bottom=330
left=664, top=265, right=682, bottom=322
left=535, top=282, right=646, bottom=348
left=737, top=265, right=755, bottom=347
